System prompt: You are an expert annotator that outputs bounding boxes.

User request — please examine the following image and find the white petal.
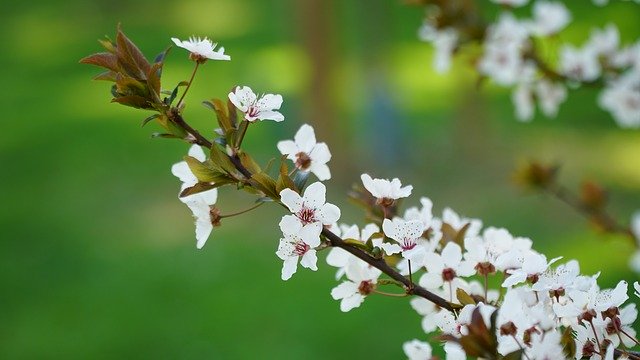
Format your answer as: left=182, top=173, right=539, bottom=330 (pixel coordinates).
left=419, top=272, right=443, bottom=289
left=310, top=163, right=331, bottom=181
left=300, top=250, right=318, bottom=271
left=277, top=140, right=298, bottom=156
left=331, top=281, right=358, bottom=300
left=257, top=110, right=284, bottom=122
left=279, top=188, right=303, bottom=212
left=319, top=203, right=341, bottom=224
left=279, top=215, right=303, bottom=235
left=300, top=222, right=322, bottom=247
left=294, top=124, right=317, bottom=153
left=340, top=293, right=365, bottom=312
left=228, top=86, right=248, bottom=112
left=171, top=161, right=196, bottom=185
left=360, top=174, right=379, bottom=197
left=441, top=242, right=462, bottom=267
left=187, top=144, right=206, bottom=161
left=303, top=182, right=326, bottom=209
left=382, top=218, right=397, bottom=239
left=379, top=242, right=402, bottom=255
left=257, top=93, right=283, bottom=111
left=309, top=142, right=331, bottom=164
left=281, top=257, right=299, bottom=281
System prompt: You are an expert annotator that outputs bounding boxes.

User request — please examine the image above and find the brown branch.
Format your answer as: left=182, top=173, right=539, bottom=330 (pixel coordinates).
left=171, top=113, right=455, bottom=312
left=545, top=183, right=635, bottom=244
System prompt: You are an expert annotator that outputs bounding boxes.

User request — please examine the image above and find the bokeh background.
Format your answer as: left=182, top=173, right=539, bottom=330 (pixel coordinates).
left=1, top=0, right=639, bottom=358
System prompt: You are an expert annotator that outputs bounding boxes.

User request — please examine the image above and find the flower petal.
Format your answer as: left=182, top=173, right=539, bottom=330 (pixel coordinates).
left=294, top=124, right=317, bottom=153
left=303, top=182, right=326, bottom=209
left=300, top=250, right=318, bottom=271
left=280, top=188, right=303, bottom=212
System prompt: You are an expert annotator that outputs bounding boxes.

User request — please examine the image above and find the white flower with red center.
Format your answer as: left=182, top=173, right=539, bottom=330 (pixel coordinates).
left=502, top=252, right=561, bottom=288
left=464, top=227, right=516, bottom=276
left=419, top=242, right=475, bottom=289
left=526, top=331, right=563, bottom=360
left=275, top=220, right=322, bottom=281
left=531, top=259, right=581, bottom=295
left=528, top=1, right=571, bottom=36
left=228, top=86, right=284, bottom=122
left=402, top=339, right=432, bottom=360
left=360, top=174, right=413, bottom=206
left=171, top=145, right=219, bottom=249
left=635, top=282, right=640, bottom=298
left=599, top=71, right=640, bottom=128
left=277, top=124, right=332, bottom=181
left=587, top=24, right=620, bottom=57
left=604, top=303, right=637, bottom=348
left=279, top=182, right=341, bottom=238
left=171, top=36, right=230, bottom=62
left=330, top=258, right=381, bottom=312
left=381, top=218, right=424, bottom=261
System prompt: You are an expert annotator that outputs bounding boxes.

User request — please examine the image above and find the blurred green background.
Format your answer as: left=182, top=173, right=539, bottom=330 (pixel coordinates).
left=1, top=0, right=639, bottom=358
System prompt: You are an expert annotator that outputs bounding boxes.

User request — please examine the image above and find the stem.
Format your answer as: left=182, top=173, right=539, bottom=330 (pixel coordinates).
left=511, top=335, right=531, bottom=360
left=171, top=113, right=455, bottom=312
left=169, top=111, right=213, bottom=148
left=220, top=202, right=264, bottom=218
left=176, top=62, right=200, bottom=108
left=408, top=260, right=414, bottom=289
left=373, top=289, right=408, bottom=297
left=235, top=120, right=250, bottom=149
left=588, top=319, right=602, bottom=358
left=545, top=183, right=635, bottom=245
left=484, top=273, right=488, bottom=302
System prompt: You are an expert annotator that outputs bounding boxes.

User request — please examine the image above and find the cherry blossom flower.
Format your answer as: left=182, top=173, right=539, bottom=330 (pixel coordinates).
left=419, top=242, right=475, bottom=290
left=560, top=45, right=601, bottom=82
left=279, top=182, right=341, bottom=240
left=535, top=80, right=567, bottom=117
left=587, top=24, right=620, bottom=57
left=228, top=86, right=284, bottom=122
left=531, top=259, right=581, bottom=294
left=171, top=36, right=230, bottom=62
left=526, top=331, right=563, bottom=360
left=171, top=145, right=219, bottom=249
left=599, top=71, right=640, bottom=128
left=360, top=174, right=413, bottom=206
left=277, top=124, right=332, bottom=180
left=635, top=282, right=640, bottom=298
left=419, top=22, right=458, bottom=73
left=276, top=221, right=321, bottom=280
left=381, top=218, right=424, bottom=261
left=528, top=1, right=571, bottom=36
left=604, top=303, right=637, bottom=348
left=441, top=207, right=483, bottom=237
left=402, top=339, right=432, bottom=360
left=444, top=342, right=466, bottom=360
left=502, top=253, right=561, bottom=288
left=330, top=258, right=381, bottom=312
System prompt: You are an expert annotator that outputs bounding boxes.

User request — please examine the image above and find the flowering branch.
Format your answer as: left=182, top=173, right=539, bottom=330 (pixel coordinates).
left=82, top=26, right=639, bottom=360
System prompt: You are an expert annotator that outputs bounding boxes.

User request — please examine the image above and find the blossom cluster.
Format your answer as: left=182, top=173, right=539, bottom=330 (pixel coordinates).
left=417, top=1, right=640, bottom=128
left=84, top=30, right=639, bottom=360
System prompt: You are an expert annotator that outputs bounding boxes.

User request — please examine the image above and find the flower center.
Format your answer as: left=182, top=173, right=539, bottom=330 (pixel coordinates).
left=442, top=268, right=457, bottom=282
left=499, top=321, right=517, bottom=336
left=209, top=207, right=222, bottom=227
left=474, top=262, right=496, bottom=276
left=358, top=280, right=374, bottom=295
left=401, top=238, right=416, bottom=251
left=295, top=152, right=312, bottom=170
left=246, top=105, right=259, bottom=119
left=297, top=206, right=317, bottom=225
left=293, top=241, right=310, bottom=256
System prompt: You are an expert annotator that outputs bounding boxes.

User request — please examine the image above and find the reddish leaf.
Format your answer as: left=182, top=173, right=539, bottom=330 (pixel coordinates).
left=79, top=52, right=119, bottom=72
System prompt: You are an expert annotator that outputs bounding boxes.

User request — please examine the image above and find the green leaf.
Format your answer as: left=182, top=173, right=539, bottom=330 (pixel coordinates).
left=251, top=172, right=279, bottom=199
left=209, top=145, right=237, bottom=175
left=141, top=113, right=160, bottom=127
left=203, top=99, right=233, bottom=134
left=111, top=95, right=152, bottom=109
left=93, top=70, right=118, bottom=82
left=561, top=326, right=576, bottom=359
left=500, top=350, right=523, bottom=360
left=238, top=151, right=261, bottom=174
left=179, top=182, right=216, bottom=197
left=276, top=160, right=295, bottom=193
left=456, top=288, right=476, bottom=306
left=184, top=155, right=219, bottom=182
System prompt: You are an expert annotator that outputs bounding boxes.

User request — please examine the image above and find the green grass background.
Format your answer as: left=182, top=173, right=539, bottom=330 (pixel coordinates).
left=1, top=0, right=639, bottom=358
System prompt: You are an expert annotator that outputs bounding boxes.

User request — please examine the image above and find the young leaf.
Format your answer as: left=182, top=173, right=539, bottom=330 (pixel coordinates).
left=112, top=95, right=152, bottom=109
left=184, top=156, right=219, bottom=182
left=79, top=52, right=119, bottom=72
left=141, top=113, right=160, bottom=127
left=116, top=25, right=151, bottom=79
left=251, top=173, right=279, bottom=199
left=238, top=151, right=262, bottom=174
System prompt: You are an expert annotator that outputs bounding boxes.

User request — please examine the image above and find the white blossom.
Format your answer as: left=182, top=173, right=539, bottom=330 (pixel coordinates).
left=228, top=86, right=284, bottom=122
left=402, top=339, right=432, bottom=360
left=276, top=221, right=321, bottom=280
left=326, top=224, right=378, bottom=279
left=279, top=182, right=341, bottom=239
left=560, top=45, right=601, bottom=82
left=331, top=258, right=382, bottom=312
left=277, top=124, right=332, bottom=180
left=599, top=71, right=640, bottom=128
left=419, top=22, right=459, bottom=73
left=419, top=242, right=475, bottom=289
left=171, top=145, right=218, bottom=249
left=382, top=218, right=424, bottom=261
left=171, top=36, right=230, bottom=61
left=528, top=1, right=571, bottom=36
left=535, top=80, right=567, bottom=117
left=360, top=174, right=413, bottom=205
